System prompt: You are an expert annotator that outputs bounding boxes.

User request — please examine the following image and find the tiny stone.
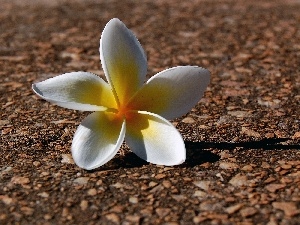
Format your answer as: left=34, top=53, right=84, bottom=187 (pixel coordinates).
left=73, top=177, right=89, bottom=185
left=261, top=162, right=271, bottom=169
left=207, top=213, right=228, bottom=220
left=193, top=181, right=211, bottom=191
left=171, top=194, right=186, bottom=201
left=2, top=166, right=12, bottom=172
left=265, top=133, right=275, bottom=138
left=225, top=197, right=235, bottom=202
left=277, top=160, right=286, bottom=165
left=149, top=181, right=158, bottom=187
left=172, top=122, right=178, bottom=126
left=264, top=177, right=276, bottom=184
left=289, top=161, right=300, bottom=166
left=0, top=195, right=13, bottom=205
left=200, top=201, right=221, bottom=211
left=156, top=208, right=171, bottom=217
left=155, top=173, right=166, bottom=179
left=272, top=202, right=299, bottom=217
left=193, top=190, right=207, bottom=198
left=150, top=184, right=164, bottom=193
left=87, top=188, right=97, bottom=196
left=228, top=157, right=237, bottom=162
left=0, top=120, right=10, bottom=126
left=37, top=192, right=49, bottom=198
left=11, top=176, right=30, bottom=185
left=240, top=207, right=257, bottom=217
left=164, top=222, right=179, bottom=225
left=140, top=207, right=152, bottom=217
left=111, top=182, right=124, bottom=188
left=292, top=131, right=300, bottom=139
left=61, top=154, right=74, bottom=164
left=162, top=180, right=172, bottom=188
left=44, top=214, right=52, bottom=220
left=200, top=162, right=211, bottom=168
left=20, top=206, right=34, bottom=216
left=265, top=184, right=285, bottom=193
left=280, top=177, right=293, bottom=184
left=216, top=115, right=232, bottom=125
left=226, top=106, right=239, bottom=111
left=193, top=216, right=207, bottom=223
left=33, top=161, right=41, bottom=167
left=229, top=173, right=248, bottom=187
left=219, top=151, right=232, bottom=159
left=109, top=205, right=123, bottom=213
left=241, top=127, right=261, bottom=138
left=242, top=98, right=249, bottom=104
left=280, top=164, right=292, bottom=169
left=225, top=203, right=244, bottom=214
left=216, top=173, right=224, bottom=181
left=80, top=200, right=88, bottom=211
left=41, top=171, right=50, bottom=176
left=183, top=177, right=192, bottom=182
left=219, top=162, right=239, bottom=170
left=241, top=165, right=253, bottom=171
left=105, top=213, right=120, bottom=224
left=96, top=180, right=103, bottom=186
left=125, top=215, right=140, bottom=223
left=62, top=208, right=69, bottom=217
left=289, top=171, right=300, bottom=177
left=129, top=197, right=138, bottom=204
left=11, top=212, right=21, bottom=220
left=199, top=124, right=208, bottom=129
left=182, top=117, right=196, bottom=124
left=228, top=110, right=250, bottom=118
left=274, top=130, right=288, bottom=138
left=267, top=216, right=277, bottom=225
left=1, top=128, right=12, bottom=135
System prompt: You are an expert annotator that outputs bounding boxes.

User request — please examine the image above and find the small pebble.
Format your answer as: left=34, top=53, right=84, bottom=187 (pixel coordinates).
left=182, top=117, right=196, bottom=124
left=229, top=174, right=248, bottom=187
left=129, top=197, right=138, bottom=204
left=73, top=177, right=89, bottom=185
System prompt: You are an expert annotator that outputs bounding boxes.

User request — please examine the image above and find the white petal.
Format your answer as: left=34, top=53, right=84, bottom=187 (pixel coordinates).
left=100, top=18, right=147, bottom=106
left=128, top=66, right=210, bottom=120
left=72, top=111, right=125, bottom=170
left=32, top=72, right=117, bottom=111
left=125, top=111, right=185, bottom=166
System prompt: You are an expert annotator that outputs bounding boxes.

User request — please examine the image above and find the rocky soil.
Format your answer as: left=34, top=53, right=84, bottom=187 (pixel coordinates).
left=0, top=0, right=299, bottom=224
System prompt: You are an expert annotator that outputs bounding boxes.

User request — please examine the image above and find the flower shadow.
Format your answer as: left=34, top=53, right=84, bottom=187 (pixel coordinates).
left=182, top=138, right=299, bottom=167
left=96, top=152, right=149, bottom=170
left=185, top=138, right=299, bottom=151
left=183, top=144, right=220, bottom=167
left=91, top=138, right=299, bottom=171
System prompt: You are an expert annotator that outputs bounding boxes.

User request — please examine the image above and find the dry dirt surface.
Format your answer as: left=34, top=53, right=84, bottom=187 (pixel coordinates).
left=0, top=0, right=300, bottom=224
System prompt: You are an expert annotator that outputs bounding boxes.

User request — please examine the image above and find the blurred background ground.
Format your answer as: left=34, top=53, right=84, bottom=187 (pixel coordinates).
left=0, top=0, right=299, bottom=224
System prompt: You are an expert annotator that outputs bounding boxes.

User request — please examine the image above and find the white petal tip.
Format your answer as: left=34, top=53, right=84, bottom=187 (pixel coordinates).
left=32, top=83, right=43, bottom=97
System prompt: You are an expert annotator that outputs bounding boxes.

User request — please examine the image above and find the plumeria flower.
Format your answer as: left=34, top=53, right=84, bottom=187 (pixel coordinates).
left=32, top=18, right=210, bottom=170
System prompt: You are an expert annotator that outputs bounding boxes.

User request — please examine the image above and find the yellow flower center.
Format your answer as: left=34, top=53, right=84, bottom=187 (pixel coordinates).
left=107, top=104, right=134, bottom=122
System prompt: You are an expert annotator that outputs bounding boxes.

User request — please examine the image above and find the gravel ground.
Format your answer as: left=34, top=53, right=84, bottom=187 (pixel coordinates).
left=0, top=0, right=299, bottom=224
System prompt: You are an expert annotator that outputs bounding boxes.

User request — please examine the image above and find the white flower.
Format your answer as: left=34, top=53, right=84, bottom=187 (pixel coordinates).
left=32, top=18, right=210, bottom=170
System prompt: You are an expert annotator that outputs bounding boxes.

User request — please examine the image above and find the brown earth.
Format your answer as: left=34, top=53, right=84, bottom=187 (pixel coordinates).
left=0, top=0, right=299, bottom=224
